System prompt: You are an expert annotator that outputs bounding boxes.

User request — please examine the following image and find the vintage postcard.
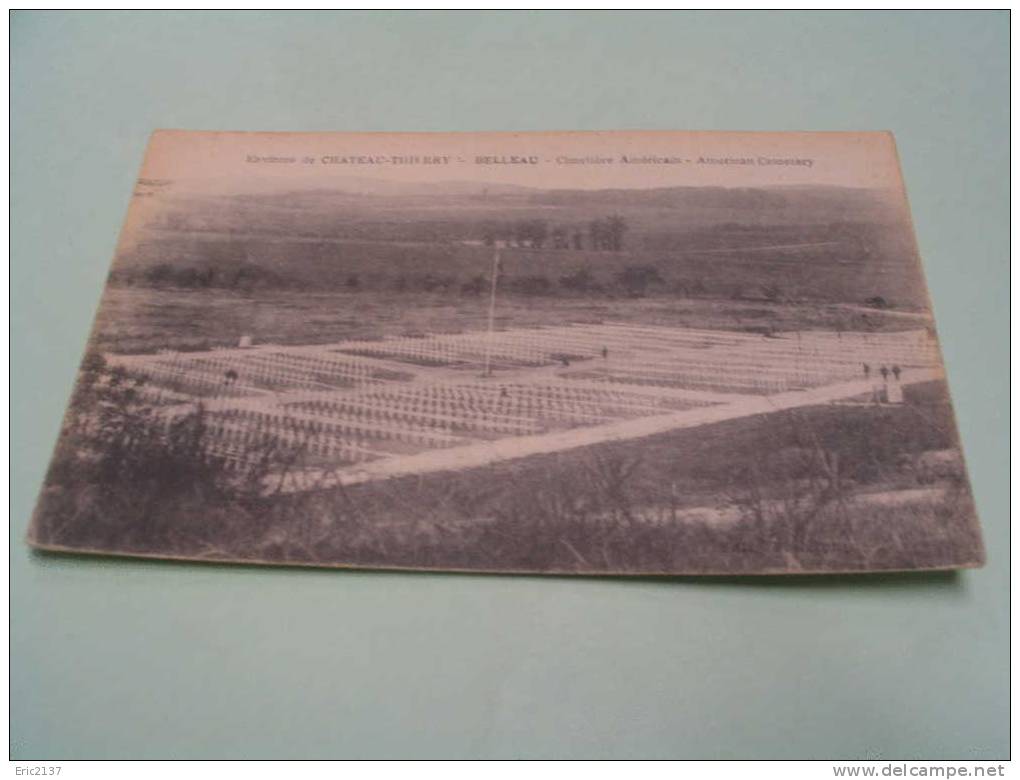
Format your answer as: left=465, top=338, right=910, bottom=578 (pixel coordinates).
left=27, top=130, right=984, bottom=574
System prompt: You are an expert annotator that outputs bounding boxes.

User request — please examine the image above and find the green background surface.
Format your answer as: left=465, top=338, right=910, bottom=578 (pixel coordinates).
left=10, top=11, right=1009, bottom=759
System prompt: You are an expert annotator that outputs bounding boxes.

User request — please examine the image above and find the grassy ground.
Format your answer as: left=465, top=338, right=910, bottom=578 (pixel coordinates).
left=120, top=183, right=926, bottom=306
left=31, top=378, right=984, bottom=574
left=90, top=286, right=927, bottom=355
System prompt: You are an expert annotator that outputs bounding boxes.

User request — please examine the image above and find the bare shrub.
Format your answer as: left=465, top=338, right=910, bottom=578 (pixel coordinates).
left=33, top=353, right=280, bottom=555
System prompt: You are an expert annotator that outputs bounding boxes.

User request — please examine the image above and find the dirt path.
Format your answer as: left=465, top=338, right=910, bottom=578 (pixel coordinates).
left=833, top=304, right=933, bottom=324
left=282, top=368, right=941, bottom=491
left=647, top=484, right=950, bottom=528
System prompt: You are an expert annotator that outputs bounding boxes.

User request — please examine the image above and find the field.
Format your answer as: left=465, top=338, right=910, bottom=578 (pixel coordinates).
left=89, top=286, right=928, bottom=355
left=33, top=305, right=982, bottom=574
left=109, top=183, right=930, bottom=309
left=100, top=320, right=941, bottom=490
left=27, top=179, right=984, bottom=574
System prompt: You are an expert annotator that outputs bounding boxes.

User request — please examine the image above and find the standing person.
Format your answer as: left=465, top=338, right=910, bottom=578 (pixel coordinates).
left=888, top=365, right=904, bottom=404
left=879, top=365, right=890, bottom=404
left=868, top=363, right=881, bottom=404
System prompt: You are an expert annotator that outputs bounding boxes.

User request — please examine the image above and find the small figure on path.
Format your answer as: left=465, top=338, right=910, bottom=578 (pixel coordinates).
left=878, top=365, right=890, bottom=404
left=560, top=355, right=571, bottom=368
left=887, top=365, right=904, bottom=404
left=870, top=364, right=882, bottom=404
left=602, top=346, right=609, bottom=360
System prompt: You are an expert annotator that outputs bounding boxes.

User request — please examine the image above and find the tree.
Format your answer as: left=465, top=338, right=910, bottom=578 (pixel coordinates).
left=605, top=214, right=628, bottom=251
left=513, top=219, right=549, bottom=249
left=461, top=275, right=486, bottom=296
left=511, top=275, right=553, bottom=296
left=513, top=220, right=528, bottom=247
left=589, top=218, right=607, bottom=251
left=587, top=216, right=627, bottom=251
left=146, top=263, right=176, bottom=286
left=559, top=266, right=598, bottom=293
left=551, top=227, right=569, bottom=250
left=529, top=219, right=549, bottom=249
left=615, top=265, right=664, bottom=297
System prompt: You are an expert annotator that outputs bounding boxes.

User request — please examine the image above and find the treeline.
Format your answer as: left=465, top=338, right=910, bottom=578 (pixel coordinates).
left=330, top=264, right=667, bottom=298
left=108, top=261, right=706, bottom=299
left=109, top=218, right=923, bottom=306
left=482, top=215, right=628, bottom=251
left=108, top=255, right=918, bottom=306
left=108, top=262, right=297, bottom=291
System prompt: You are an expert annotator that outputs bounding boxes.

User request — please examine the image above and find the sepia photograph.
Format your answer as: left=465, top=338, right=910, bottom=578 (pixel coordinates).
left=27, top=129, right=985, bottom=575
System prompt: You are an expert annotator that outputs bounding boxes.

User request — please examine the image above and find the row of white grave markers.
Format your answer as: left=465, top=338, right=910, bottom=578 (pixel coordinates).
left=110, top=348, right=384, bottom=399
left=202, top=378, right=697, bottom=470
left=287, top=395, right=540, bottom=437
left=286, top=382, right=707, bottom=443
left=213, top=405, right=462, bottom=447
left=327, top=324, right=938, bottom=377
left=103, top=324, right=943, bottom=476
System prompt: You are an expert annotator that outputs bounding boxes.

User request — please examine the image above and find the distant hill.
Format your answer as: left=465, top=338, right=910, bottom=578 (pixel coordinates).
left=527, top=184, right=904, bottom=222
left=318, top=177, right=535, bottom=197
left=142, top=182, right=905, bottom=239
left=111, top=181, right=925, bottom=307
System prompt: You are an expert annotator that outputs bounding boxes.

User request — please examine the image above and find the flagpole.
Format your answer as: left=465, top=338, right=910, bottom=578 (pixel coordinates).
left=484, top=248, right=500, bottom=377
